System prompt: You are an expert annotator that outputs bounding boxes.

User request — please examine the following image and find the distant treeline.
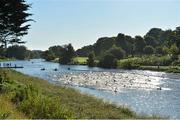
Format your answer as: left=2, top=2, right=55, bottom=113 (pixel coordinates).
left=75, top=27, right=180, bottom=68
left=77, top=27, right=180, bottom=58
left=39, top=26, right=180, bottom=68
left=0, top=45, right=43, bottom=60
left=42, top=44, right=76, bottom=64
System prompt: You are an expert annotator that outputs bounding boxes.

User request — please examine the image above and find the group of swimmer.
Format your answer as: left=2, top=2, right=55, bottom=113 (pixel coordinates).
left=58, top=71, right=164, bottom=93
left=40, top=67, right=71, bottom=71
left=29, top=62, right=162, bottom=93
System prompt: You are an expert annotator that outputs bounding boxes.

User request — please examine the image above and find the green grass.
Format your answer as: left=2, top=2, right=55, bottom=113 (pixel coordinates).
left=117, top=55, right=180, bottom=73
left=118, top=55, right=173, bottom=67
left=73, top=56, right=99, bottom=65
left=0, top=94, right=27, bottom=119
left=73, top=57, right=88, bottom=65
left=0, top=58, right=15, bottom=62
left=0, top=69, right=162, bottom=119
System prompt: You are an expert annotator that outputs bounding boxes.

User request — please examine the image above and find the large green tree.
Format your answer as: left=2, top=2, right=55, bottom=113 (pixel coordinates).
left=115, top=33, right=133, bottom=55
left=98, top=53, right=117, bottom=68
left=0, top=0, right=32, bottom=48
left=144, top=36, right=157, bottom=47
left=134, top=36, right=146, bottom=54
left=43, top=50, right=56, bottom=61
left=76, top=45, right=94, bottom=57
left=94, top=37, right=115, bottom=56
left=59, top=44, right=75, bottom=64
left=87, top=52, right=95, bottom=67
left=175, top=27, right=180, bottom=47
left=48, top=45, right=64, bottom=57
left=169, top=44, right=179, bottom=56
left=107, top=45, right=125, bottom=59
left=161, top=30, right=176, bottom=47
left=6, top=45, right=27, bottom=60
left=145, top=28, right=163, bottom=44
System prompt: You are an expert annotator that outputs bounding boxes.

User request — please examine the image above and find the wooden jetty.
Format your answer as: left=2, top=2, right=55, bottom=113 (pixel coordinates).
left=0, top=62, right=23, bottom=69
left=0, top=66, right=24, bottom=69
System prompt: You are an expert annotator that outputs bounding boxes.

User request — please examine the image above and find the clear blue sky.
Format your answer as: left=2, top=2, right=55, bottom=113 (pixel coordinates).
left=24, top=0, right=180, bottom=50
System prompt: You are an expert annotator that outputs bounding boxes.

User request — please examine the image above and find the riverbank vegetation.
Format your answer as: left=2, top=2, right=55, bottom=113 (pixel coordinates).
left=76, top=27, right=180, bottom=70
left=41, top=26, right=180, bottom=73
left=0, top=45, right=43, bottom=61
left=73, top=57, right=88, bottom=65
left=0, top=69, right=162, bottom=119
left=0, top=57, right=15, bottom=62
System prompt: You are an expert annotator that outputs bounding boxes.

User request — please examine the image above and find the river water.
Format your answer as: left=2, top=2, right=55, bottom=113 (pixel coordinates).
left=1, top=59, right=180, bottom=119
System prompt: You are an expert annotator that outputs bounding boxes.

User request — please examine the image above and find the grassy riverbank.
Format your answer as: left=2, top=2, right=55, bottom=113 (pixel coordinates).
left=0, top=58, right=15, bottom=62
left=0, top=69, right=161, bottom=119
left=45, top=55, right=180, bottom=74
left=138, top=66, right=180, bottom=73
left=117, top=56, right=180, bottom=73
left=72, top=56, right=180, bottom=73
left=73, top=57, right=88, bottom=65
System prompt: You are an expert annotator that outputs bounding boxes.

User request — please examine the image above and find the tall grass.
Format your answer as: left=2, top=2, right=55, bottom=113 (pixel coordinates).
left=14, top=85, right=72, bottom=119
left=0, top=69, right=72, bottom=119
left=0, top=69, right=162, bottom=119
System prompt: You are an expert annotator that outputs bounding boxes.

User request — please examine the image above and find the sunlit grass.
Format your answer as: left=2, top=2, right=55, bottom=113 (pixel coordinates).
left=73, top=57, right=88, bottom=64
left=0, top=58, right=15, bottom=62
left=0, top=94, right=26, bottom=119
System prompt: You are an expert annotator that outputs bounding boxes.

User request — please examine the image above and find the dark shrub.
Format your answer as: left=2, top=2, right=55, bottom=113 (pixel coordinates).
left=87, top=52, right=95, bottom=67
left=98, top=53, right=117, bottom=68
left=6, top=45, right=27, bottom=60
left=107, top=46, right=125, bottom=59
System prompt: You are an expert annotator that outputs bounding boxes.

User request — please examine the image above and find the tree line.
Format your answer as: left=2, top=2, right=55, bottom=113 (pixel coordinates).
left=40, top=26, right=180, bottom=68
left=0, top=45, right=43, bottom=60
left=76, top=27, right=180, bottom=68
left=77, top=27, right=180, bottom=57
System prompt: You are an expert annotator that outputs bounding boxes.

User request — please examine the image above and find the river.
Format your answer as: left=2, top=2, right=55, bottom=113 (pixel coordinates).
left=1, top=59, right=180, bottom=119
